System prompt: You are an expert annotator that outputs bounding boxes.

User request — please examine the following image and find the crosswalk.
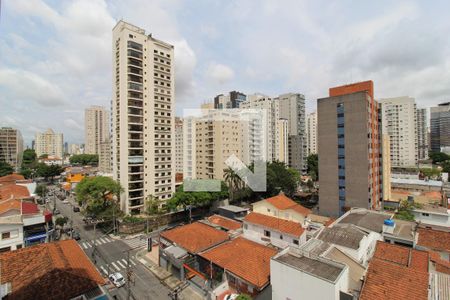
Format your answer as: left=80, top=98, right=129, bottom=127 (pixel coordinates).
left=121, top=235, right=147, bottom=249
left=80, top=236, right=114, bottom=249
left=97, top=258, right=138, bottom=275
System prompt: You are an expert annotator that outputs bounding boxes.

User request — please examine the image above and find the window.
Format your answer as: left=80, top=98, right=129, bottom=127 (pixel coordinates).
left=280, top=234, right=283, bottom=240
left=293, top=239, right=299, bottom=245
left=1, top=232, right=10, bottom=240
left=421, top=213, right=430, bottom=217
left=264, top=230, right=271, bottom=237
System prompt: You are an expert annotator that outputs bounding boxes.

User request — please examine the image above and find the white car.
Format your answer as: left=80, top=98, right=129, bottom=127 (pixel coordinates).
left=224, top=294, right=239, bottom=300
left=109, top=272, right=125, bottom=288
left=62, top=199, right=70, bottom=204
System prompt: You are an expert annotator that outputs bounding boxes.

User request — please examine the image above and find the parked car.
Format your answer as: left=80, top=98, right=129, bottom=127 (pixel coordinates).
left=109, top=272, right=125, bottom=288
left=54, top=209, right=60, bottom=215
left=62, top=200, right=69, bottom=204
left=73, top=206, right=80, bottom=212
left=224, top=294, right=238, bottom=300
left=72, top=231, right=81, bottom=240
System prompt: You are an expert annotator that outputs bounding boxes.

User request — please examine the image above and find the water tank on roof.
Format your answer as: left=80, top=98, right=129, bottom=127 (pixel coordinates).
left=384, top=219, right=395, bottom=226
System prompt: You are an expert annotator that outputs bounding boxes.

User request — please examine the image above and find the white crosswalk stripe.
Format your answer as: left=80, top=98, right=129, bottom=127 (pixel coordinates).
left=111, top=262, right=120, bottom=272
left=78, top=237, right=114, bottom=249
left=121, top=259, right=128, bottom=267
left=122, top=236, right=147, bottom=249
left=82, top=242, right=88, bottom=249
left=96, top=239, right=104, bottom=245
left=100, top=265, right=107, bottom=274
left=116, top=260, right=126, bottom=269
left=130, top=259, right=136, bottom=266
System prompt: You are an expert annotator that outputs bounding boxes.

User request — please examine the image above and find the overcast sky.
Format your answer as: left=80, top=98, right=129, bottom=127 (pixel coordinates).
left=1, top=0, right=450, bottom=145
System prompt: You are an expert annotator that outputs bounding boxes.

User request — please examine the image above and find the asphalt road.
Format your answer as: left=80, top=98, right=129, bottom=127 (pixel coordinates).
left=49, top=189, right=170, bottom=300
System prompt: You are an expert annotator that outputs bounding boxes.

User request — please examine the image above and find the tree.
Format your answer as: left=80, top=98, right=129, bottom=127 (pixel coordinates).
left=264, top=161, right=300, bottom=197
left=39, top=154, right=49, bottom=159
left=35, top=184, right=48, bottom=197
left=35, top=163, right=63, bottom=181
left=307, top=154, right=318, bottom=181
left=55, top=216, right=68, bottom=227
left=429, top=152, right=450, bottom=164
left=166, top=181, right=228, bottom=211
left=236, top=295, right=252, bottom=300
left=146, top=194, right=164, bottom=215
left=75, top=176, right=123, bottom=219
left=22, top=149, right=37, bottom=166
left=69, top=154, right=99, bottom=166
left=0, top=161, right=14, bottom=177
left=223, top=167, right=243, bottom=202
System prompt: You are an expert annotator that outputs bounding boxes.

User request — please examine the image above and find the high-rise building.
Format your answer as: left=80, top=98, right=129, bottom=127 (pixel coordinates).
left=318, top=81, right=382, bottom=217
left=416, top=108, right=429, bottom=160
left=379, top=96, right=417, bottom=167
left=277, top=119, right=289, bottom=164
left=214, top=91, right=246, bottom=109
left=85, top=105, right=109, bottom=155
left=174, top=117, right=183, bottom=174
left=98, top=138, right=112, bottom=174
left=306, top=111, right=318, bottom=155
left=112, top=21, right=175, bottom=214
left=382, top=134, right=391, bottom=201
left=430, top=102, right=450, bottom=153
left=35, top=129, right=63, bottom=158
left=0, top=127, right=24, bottom=170
left=64, top=142, right=68, bottom=155
left=69, top=143, right=82, bottom=155
left=277, top=93, right=307, bottom=173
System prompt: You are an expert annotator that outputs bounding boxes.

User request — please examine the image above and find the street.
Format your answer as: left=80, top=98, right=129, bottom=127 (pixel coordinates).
left=49, top=189, right=171, bottom=300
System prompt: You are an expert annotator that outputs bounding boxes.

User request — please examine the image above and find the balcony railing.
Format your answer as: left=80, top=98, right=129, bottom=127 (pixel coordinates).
left=127, top=41, right=143, bottom=51
left=128, top=82, right=143, bottom=91
left=128, top=58, right=142, bottom=68
left=128, top=125, right=143, bottom=132
left=128, top=49, right=143, bottom=59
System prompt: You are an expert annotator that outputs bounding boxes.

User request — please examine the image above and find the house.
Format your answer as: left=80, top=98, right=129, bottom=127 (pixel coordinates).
left=217, top=205, right=249, bottom=221
left=416, top=227, right=450, bottom=261
left=206, top=215, right=242, bottom=232
left=0, top=240, right=107, bottom=299
left=0, top=215, right=24, bottom=252
left=359, top=241, right=430, bottom=300
left=159, top=222, right=229, bottom=279
left=411, top=204, right=450, bottom=227
left=198, top=237, right=277, bottom=297
left=0, top=184, right=31, bottom=202
left=0, top=174, right=25, bottom=186
left=252, top=193, right=311, bottom=224
left=243, top=212, right=306, bottom=249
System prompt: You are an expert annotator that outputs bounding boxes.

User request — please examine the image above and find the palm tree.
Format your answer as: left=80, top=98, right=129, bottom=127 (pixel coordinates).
left=223, top=167, right=242, bottom=202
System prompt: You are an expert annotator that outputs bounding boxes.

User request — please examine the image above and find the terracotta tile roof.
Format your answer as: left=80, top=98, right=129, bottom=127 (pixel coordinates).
left=429, top=251, right=450, bottom=275
left=244, top=212, right=305, bottom=236
left=0, top=184, right=30, bottom=201
left=0, top=173, right=25, bottom=185
left=0, top=199, right=21, bottom=215
left=264, top=193, right=311, bottom=216
left=0, top=240, right=105, bottom=300
left=160, top=222, right=229, bottom=253
left=417, top=228, right=450, bottom=253
left=207, top=215, right=242, bottom=231
left=200, top=237, right=277, bottom=289
left=21, top=201, right=39, bottom=215
left=360, top=241, right=429, bottom=300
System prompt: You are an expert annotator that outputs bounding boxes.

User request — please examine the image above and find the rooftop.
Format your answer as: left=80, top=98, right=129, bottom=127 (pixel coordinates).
left=218, top=205, right=249, bottom=213
left=263, top=193, right=311, bottom=216
left=417, top=227, right=450, bottom=252
left=373, top=241, right=429, bottom=272
left=317, top=224, right=367, bottom=250
left=0, top=240, right=105, bottom=300
left=244, top=212, right=305, bottom=236
left=207, top=215, right=242, bottom=231
left=337, top=208, right=392, bottom=233
left=200, top=237, right=277, bottom=289
left=0, top=173, right=25, bottom=185
left=160, top=222, right=229, bottom=254
left=0, top=184, right=30, bottom=201
left=297, top=238, right=331, bottom=256
left=414, top=204, right=449, bottom=215
left=391, top=177, right=443, bottom=187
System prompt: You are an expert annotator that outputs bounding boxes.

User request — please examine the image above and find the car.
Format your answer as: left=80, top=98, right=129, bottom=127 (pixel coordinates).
left=73, top=206, right=80, bottom=212
left=224, top=294, right=238, bottom=300
left=62, top=200, right=69, bottom=204
left=109, top=272, right=125, bottom=288
left=72, top=231, right=81, bottom=240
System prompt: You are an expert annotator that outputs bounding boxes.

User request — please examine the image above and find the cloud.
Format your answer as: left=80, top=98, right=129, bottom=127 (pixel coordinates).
left=207, top=63, right=234, bottom=84
left=64, top=118, right=83, bottom=131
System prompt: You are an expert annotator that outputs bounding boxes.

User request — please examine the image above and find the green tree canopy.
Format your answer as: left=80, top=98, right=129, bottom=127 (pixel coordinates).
left=75, top=176, right=123, bottom=218
left=35, top=184, right=48, bottom=197
left=0, top=161, right=14, bottom=177
left=166, top=181, right=228, bottom=211
left=265, top=161, right=300, bottom=197
left=55, top=216, right=68, bottom=227
left=22, top=149, right=37, bottom=166
left=69, top=154, right=99, bottom=166
left=307, top=154, right=318, bottom=181
left=429, top=152, right=450, bottom=164
left=35, top=163, right=63, bottom=181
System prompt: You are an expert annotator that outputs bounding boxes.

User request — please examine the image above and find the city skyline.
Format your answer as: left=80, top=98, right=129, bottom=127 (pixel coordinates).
left=1, top=1, right=450, bottom=144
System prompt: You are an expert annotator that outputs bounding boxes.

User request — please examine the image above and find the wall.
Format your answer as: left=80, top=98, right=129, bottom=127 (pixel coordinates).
left=0, top=223, right=24, bottom=251
left=252, top=201, right=306, bottom=224
left=411, top=211, right=450, bottom=227
left=243, top=222, right=306, bottom=249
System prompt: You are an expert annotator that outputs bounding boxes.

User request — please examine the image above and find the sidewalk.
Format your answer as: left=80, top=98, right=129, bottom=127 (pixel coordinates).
left=136, top=249, right=205, bottom=300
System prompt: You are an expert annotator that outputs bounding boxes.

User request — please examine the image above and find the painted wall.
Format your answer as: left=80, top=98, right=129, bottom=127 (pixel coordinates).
left=243, top=221, right=306, bottom=249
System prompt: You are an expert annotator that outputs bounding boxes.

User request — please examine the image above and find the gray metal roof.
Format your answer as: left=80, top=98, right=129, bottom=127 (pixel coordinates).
left=275, top=253, right=345, bottom=282
left=218, top=205, right=249, bottom=213
left=317, top=224, right=366, bottom=250
left=164, top=245, right=188, bottom=259
left=391, top=178, right=443, bottom=187
left=338, top=209, right=392, bottom=233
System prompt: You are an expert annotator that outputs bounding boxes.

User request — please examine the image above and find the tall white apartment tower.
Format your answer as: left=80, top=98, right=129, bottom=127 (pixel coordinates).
left=174, top=117, right=183, bottom=174
left=416, top=108, right=428, bottom=160
left=306, top=111, right=318, bottom=155
left=379, top=96, right=418, bottom=168
left=85, top=105, right=109, bottom=155
left=35, top=129, right=63, bottom=158
left=112, top=21, right=175, bottom=214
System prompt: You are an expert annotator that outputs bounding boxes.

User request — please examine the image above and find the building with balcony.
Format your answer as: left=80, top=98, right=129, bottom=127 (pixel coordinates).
left=306, top=111, right=318, bottom=155
left=214, top=91, right=246, bottom=109
left=174, top=117, right=183, bottom=174
left=0, top=127, right=23, bottom=171
left=112, top=20, right=175, bottom=214
left=416, top=108, right=429, bottom=160
left=98, top=138, right=112, bottom=174
left=430, top=102, right=450, bottom=153
left=85, top=105, right=109, bottom=155
left=35, top=128, right=63, bottom=159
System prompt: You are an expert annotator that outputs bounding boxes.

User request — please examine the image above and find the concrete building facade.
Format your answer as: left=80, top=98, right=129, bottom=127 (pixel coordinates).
left=214, top=91, right=246, bottom=109
left=306, top=111, right=318, bottom=155
left=112, top=21, right=175, bottom=214
left=416, top=108, right=428, bottom=160
left=430, top=102, right=450, bottom=153
left=0, top=127, right=24, bottom=170
left=379, top=96, right=417, bottom=167
left=35, top=129, right=63, bottom=159
left=85, top=105, right=109, bottom=155
left=277, top=119, right=289, bottom=164
left=98, top=139, right=111, bottom=174
left=318, top=81, right=382, bottom=217
left=174, top=117, right=183, bottom=174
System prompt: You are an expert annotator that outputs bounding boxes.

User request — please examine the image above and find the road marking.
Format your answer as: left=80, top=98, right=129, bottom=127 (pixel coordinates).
left=100, top=265, right=108, bottom=274
left=82, top=242, right=88, bottom=249
left=111, top=262, right=120, bottom=271
left=85, top=242, right=91, bottom=248
left=96, top=239, right=103, bottom=245
left=104, top=237, right=111, bottom=242
left=99, top=237, right=108, bottom=244
left=116, top=260, right=126, bottom=269
left=130, top=259, right=136, bottom=266
left=121, top=259, right=128, bottom=266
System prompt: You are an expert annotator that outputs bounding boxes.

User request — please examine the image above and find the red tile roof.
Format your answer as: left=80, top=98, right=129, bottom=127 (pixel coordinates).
left=200, top=237, right=277, bottom=289
left=0, top=240, right=105, bottom=300
left=0, top=199, right=21, bottom=215
left=0, top=173, right=25, bottom=185
left=264, top=193, right=311, bottom=216
left=0, top=184, right=30, bottom=201
left=360, top=242, right=429, bottom=300
left=244, top=212, right=305, bottom=236
left=207, top=215, right=242, bottom=231
left=417, top=228, right=450, bottom=253
left=21, top=201, right=39, bottom=215
left=160, top=222, right=229, bottom=253
left=429, top=251, right=450, bottom=275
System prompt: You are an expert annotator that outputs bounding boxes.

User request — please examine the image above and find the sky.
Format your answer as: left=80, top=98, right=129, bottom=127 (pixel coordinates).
left=1, top=0, right=450, bottom=146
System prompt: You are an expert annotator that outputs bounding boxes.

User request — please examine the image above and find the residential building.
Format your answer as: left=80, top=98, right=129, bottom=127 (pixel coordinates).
left=243, top=212, right=307, bottom=249
left=35, top=128, right=63, bottom=158
left=306, top=111, right=318, bottom=155
left=85, top=105, right=109, bottom=155
left=277, top=93, right=307, bottom=173
left=411, top=204, right=450, bottom=227
left=198, top=237, right=277, bottom=297
left=98, top=138, right=111, bottom=173
left=252, top=193, right=311, bottom=225
left=217, top=205, right=249, bottom=221
left=382, top=134, right=391, bottom=201
left=416, top=227, right=450, bottom=261
left=69, top=143, right=82, bottom=155
left=206, top=215, right=242, bottom=232
left=112, top=20, right=175, bottom=213
left=318, top=81, right=382, bottom=217
left=64, top=141, right=68, bottom=154
left=379, top=96, right=417, bottom=167
left=277, top=119, right=289, bottom=164
left=0, top=240, right=106, bottom=299
left=430, top=102, right=450, bottom=153
left=200, top=102, right=214, bottom=110
left=416, top=108, right=429, bottom=160
left=214, top=91, right=246, bottom=109
left=174, top=117, right=183, bottom=173
left=0, top=127, right=23, bottom=170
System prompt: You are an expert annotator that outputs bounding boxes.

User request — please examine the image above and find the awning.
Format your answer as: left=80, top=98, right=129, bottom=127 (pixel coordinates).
left=25, top=233, right=47, bottom=241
